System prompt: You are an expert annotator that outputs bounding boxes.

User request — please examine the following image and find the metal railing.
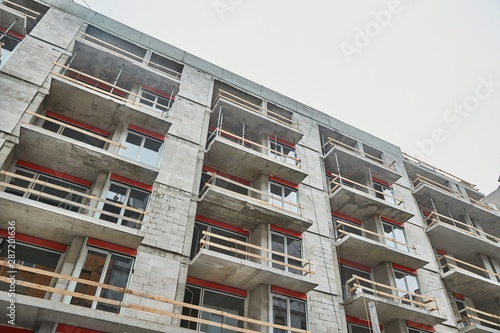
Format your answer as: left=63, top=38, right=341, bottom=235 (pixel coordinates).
left=212, top=89, right=300, bottom=131
left=207, top=127, right=301, bottom=167
left=413, top=174, right=496, bottom=213
left=346, top=274, right=438, bottom=312
left=51, top=63, right=173, bottom=116
left=335, top=220, right=416, bottom=251
left=458, top=306, right=500, bottom=329
left=0, top=0, right=40, bottom=20
left=328, top=172, right=405, bottom=208
left=200, top=173, right=303, bottom=216
left=322, top=137, right=396, bottom=171
left=425, top=210, right=500, bottom=243
left=0, top=260, right=311, bottom=333
left=199, top=230, right=314, bottom=276
left=438, top=253, right=500, bottom=281
left=78, top=32, right=182, bottom=80
left=0, top=170, right=147, bottom=228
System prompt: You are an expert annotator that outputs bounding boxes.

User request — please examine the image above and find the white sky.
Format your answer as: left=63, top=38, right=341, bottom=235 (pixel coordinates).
left=73, top=0, right=500, bottom=195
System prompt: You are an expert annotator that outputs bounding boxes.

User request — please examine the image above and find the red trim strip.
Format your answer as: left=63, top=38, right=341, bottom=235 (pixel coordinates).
left=406, top=320, right=435, bottom=332
left=270, top=225, right=302, bottom=239
left=45, top=111, right=110, bottom=137
left=346, top=316, right=384, bottom=330
left=452, top=293, right=465, bottom=300
left=269, top=176, right=298, bottom=190
left=196, top=215, right=249, bottom=236
left=380, top=216, right=404, bottom=227
left=187, top=277, right=247, bottom=298
left=142, top=84, right=175, bottom=100
left=56, top=324, right=105, bottom=333
left=372, top=177, right=391, bottom=187
left=16, top=160, right=92, bottom=188
left=422, top=211, right=432, bottom=217
left=0, top=326, right=33, bottom=333
left=332, top=211, right=363, bottom=226
left=87, top=238, right=137, bottom=256
left=203, top=166, right=251, bottom=186
left=271, top=286, right=307, bottom=300
left=269, top=135, right=295, bottom=148
left=392, top=263, right=418, bottom=275
left=0, top=230, right=67, bottom=252
left=339, top=258, right=372, bottom=272
left=110, top=174, right=153, bottom=192
left=0, top=26, right=25, bottom=40
left=128, top=124, right=165, bottom=141
left=67, top=71, right=127, bottom=98
left=436, top=249, right=447, bottom=255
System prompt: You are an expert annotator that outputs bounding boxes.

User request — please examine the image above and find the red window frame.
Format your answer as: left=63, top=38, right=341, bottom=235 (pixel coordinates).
left=196, top=215, right=249, bottom=236
left=16, top=160, right=92, bottom=188
left=0, top=230, right=66, bottom=252
left=187, top=277, right=247, bottom=298
left=110, top=173, right=153, bottom=192
left=392, top=263, right=418, bottom=275
left=67, top=70, right=128, bottom=98
left=346, top=316, right=384, bottom=331
left=339, top=258, right=372, bottom=273
left=271, top=285, right=307, bottom=300
left=406, top=320, right=435, bottom=332
left=142, top=84, right=176, bottom=101
left=56, top=325, right=106, bottom=333
left=45, top=111, right=110, bottom=137
left=269, top=135, right=295, bottom=148
left=269, top=175, right=298, bottom=190
left=128, top=124, right=165, bottom=141
left=332, top=211, right=363, bottom=226
left=270, top=225, right=302, bottom=239
left=87, top=238, right=137, bottom=257
left=380, top=216, right=404, bottom=228
left=372, top=177, right=391, bottom=187
left=202, top=166, right=251, bottom=186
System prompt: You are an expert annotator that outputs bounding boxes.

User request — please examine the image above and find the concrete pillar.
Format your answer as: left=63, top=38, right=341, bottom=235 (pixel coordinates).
left=107, top=121, right=127, bottom=155
left=36, top=321, right=56, bottom=333
left=248, top=284, right=269, bottom=333
left=249, top=223, right=267, bottom=265
left=51, top=237, right=85, bottom=303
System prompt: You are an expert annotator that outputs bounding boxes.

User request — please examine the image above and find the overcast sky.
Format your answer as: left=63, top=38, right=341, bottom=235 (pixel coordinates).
left=73, top=0, right=500, bottom=195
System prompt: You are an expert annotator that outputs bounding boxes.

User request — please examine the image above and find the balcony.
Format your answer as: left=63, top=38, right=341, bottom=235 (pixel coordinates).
left=335, top=220, right=427, bottom=270
left=0, top=260, right=311, bottom=333
left=198, top=173, right=312, bottom=233
left=425, top=211, right=500, bottom=260
left=17, top=115, right=159, bottom=184
left=458, top=307, right=500, bottom=332
left=0, top=170, right=146, bottom=247
left=328, top=173, right=413, bottom=222
left=211, top=89, right=302, bottom=143
left=189, top=231, right=317, bottom=293
left=205, top=128, right=307, bottom=184
left=439, top=254, right=500, bottom=302
left=344, top=275, right=445, bottom=325
left=0, top=0, right=41, bottom=36
left=322, top=137, right=400, bottom=184
left=48, top=64, right=172, bottom=134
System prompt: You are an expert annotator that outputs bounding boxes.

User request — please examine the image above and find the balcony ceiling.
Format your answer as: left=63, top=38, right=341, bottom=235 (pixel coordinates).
left=0, top=6, right=26, bottom=36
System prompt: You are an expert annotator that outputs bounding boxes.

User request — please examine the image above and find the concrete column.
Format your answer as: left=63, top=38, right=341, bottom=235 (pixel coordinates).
left=248, top=284, right=269, bottom=333
left=51, top=237, right=85, bottom=303
left=37, top=322, right=57, bottom=333
left=249, top=223, right=267, bottom=265
left=107, top=121, right=127, bottom=155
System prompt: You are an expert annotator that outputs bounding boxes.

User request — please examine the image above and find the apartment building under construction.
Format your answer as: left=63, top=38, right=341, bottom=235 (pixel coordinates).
left=0, top=0, right=499, bottom=332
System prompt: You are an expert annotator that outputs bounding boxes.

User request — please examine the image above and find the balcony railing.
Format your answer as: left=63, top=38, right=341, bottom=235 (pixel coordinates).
left=207, top=127, right=302, bottom=167
left=458, top=306, right=500, bottom=329
left=322, top=137, right=396, bottom=171
left=212, top=89, right=300, bottom=131
left=425, top=210, right=500, bottom=243
left=413, top=175, right=496, bottom=212
left=335, top=220, right=416, bottom=251
left=0, top=260, right=311, bottom=333
left=200, top=173, right=303, bottom=216
left=199, top=230, right=314, bottom=276
left=438, top=253, right=500, bottom=281
left=0, top=170, right=147, bottom=228
left=403, top=153, right=478, bottom=191
left=346, top=274, right=438, bottom=312
left=51, top=63, right=173, bottom=115
left=328, top=173, right=405, bottom=208
left=0, top=0, right=40, bottom=20
left=78, top=31, right=182, bottom=80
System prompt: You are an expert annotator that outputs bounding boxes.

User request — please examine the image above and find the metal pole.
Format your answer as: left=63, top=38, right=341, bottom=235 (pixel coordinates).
left=368, top=301, right=381, bottom=333
left=241, top=119, right=245, bottom=146
left=110, top=65, right=123, bottom=95
left=0, top=21, right=17, bottom=42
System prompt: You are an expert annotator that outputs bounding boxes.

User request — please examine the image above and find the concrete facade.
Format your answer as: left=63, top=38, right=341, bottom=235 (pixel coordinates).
left=0, top=1, right=499, bottom=333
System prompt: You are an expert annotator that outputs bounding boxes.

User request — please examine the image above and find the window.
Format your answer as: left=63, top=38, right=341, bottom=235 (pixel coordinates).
left=373, top=178, right=395, bottom=204
left=269, top=137, right=296, bottom=165
left=340, top=260, right=372, bottom=299
left=406, top=321, right=435, bottom=333
left=181, top=279, right=246, bottom=332
left=347, top=323, right=371, bottom=333
left=118, top=126, right=164, bottom=167
left=393, top=266, right=420, bottom=306
left=99, top=176, right=151, bottom=229
left=0, top=32, right=22, bottom=67
left=271, top=228, right=302, bottom=275
left=41, top=111, right=109, bottom=148
left=381, top=217, right=408, bottom=252
left=190, top=217, right=248, bottom=260
left=70, top=243, right=134, bottom=314
left=272, top=288, right=308, bottom=333
left=200, top=168, right=249, bottom=196
left=269, top=178, right=299, bottom=213
left=4, top=162, right=90, bottom=212
left=333, top=213, right=363, bottom=239
left=0, top=234, right=64, bottom=298
left=453, top=294, right=468, bottom=327
left=207, top=126, right=251, bottom=148
left=139, top=86, right=174, bottom=114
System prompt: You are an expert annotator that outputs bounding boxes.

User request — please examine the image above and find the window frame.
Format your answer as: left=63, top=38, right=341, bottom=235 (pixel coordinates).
left=118, top=126, right=164, bottom=168
left=339, top=259, right=373, bottom=299
left=268, top=136, right=297, bottom=165
left=372, top=178, right=395, bottom=204
left=269, top=177, right=299, bottom=213
left=138, top=85, right=175, bottom=114
left=270, top=226, right=303, bottom=275
left=0, top=28, right=23, bottom=68
left=392, top=265, right=421, bottom=306
left=332, top=212, right=363, bottom=239
left=270, top=286, right=308, bottom=333
left=380, top=216, right=408, bottom=252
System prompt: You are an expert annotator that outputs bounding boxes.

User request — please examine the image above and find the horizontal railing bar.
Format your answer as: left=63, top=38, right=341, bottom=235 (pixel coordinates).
left=4, top=0, right=40, bottom=15
left=440, top=254, right=500, bottom=278
left=26, top=111, right=126, bottom=149
left=0, top=2, right=37, bottom=20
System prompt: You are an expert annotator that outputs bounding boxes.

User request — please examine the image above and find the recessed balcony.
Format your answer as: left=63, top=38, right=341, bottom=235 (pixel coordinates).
left=335, top=220, right=427, bottom=270
left=328, top=173, right=413, bottom=222
left=189, top=231, right=317, bottom=293
left=343, top=275, right=445, bottom=325
left=197, top=173, right=312, bottom=233
left=458, top=306, right=500, bottom=332
left=205, top=128, right=307, bottom=184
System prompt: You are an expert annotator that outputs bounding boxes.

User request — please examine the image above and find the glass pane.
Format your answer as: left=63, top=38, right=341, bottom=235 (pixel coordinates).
left=191, top=222, right=209, bottom=259
left=119, top=132, right=142, bottom=160
left=341, top=265, right=372, bottom=299
left=349, top=324, right=371, bottom=333
left=181, top=286, right=201, bottom=330
left=5, top=169, right=34, bottom=197
left=41, top=120, right=61, bottom=133
left=156, top=96, right=172, bottom=112
left=290, top=298, right=307, bottom=330
left=61, top=127, right=105, bottom=148
left=96, top=254, right=133, bottom=313
left=139, top=137, right=162, bottom=166
left=393, top=227, right=408, bottom=252
left=31, top=175, right=87, bottom=212
left=382, top=223, right=396, bottom=248
left=207, top=226, right=247, bottom=259
left=201, top=290, right=244, bottom=332
left=283, top=145, right=296, bottom=165
left=122, top=188, right=149, bottom=228
left=284, top=187, right=298, bottom=213
left=273, top=296, right=288, bottom=333
left=287, top=237, right=302, bottom=274
left=71, top=250, right=107, bottom=308
left=100, top=183, right=127, bottom=223
left=140, top=91, right=155, bottom=107
left=272, top=233, right=285, bottom=270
